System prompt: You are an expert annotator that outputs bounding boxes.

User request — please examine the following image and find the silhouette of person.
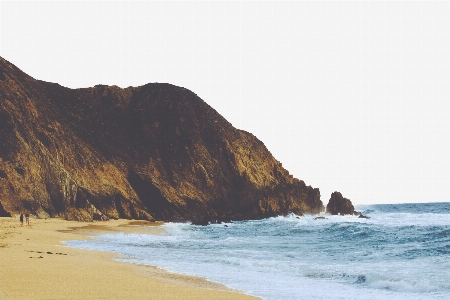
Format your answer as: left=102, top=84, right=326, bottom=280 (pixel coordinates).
left=25, top=213, right=30, bottom=225
left=20, top=213, right=24, bottom=226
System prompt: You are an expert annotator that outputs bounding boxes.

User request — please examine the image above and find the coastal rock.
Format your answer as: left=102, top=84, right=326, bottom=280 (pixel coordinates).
left=358, top=214, right=370, bottom=219
left=0, top=201, right=10, bottom=217
left=326, top=192, right=358, bottom=216
left=191, top=217, right=210, bottom=226
left=0, top=57, right=324, bottom=222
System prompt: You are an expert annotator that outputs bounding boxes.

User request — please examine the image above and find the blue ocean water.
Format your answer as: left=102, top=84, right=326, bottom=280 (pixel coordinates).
left=65, top=202, right=450, bottom=300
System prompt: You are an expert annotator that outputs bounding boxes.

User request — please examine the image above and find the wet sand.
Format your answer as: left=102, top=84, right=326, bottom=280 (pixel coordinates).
left=0, top=217, right=258, bottom=299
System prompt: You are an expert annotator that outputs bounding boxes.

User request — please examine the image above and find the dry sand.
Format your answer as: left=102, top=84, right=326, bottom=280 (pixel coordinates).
left=0, top=217, right=258, bottom=300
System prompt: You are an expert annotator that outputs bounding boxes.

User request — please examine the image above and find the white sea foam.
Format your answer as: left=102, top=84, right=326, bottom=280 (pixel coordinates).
left=65, top=203, right=450, bottom=300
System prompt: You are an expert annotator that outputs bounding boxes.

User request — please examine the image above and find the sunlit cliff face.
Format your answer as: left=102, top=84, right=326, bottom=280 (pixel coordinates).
left=0, top=57, right=323, bottom=222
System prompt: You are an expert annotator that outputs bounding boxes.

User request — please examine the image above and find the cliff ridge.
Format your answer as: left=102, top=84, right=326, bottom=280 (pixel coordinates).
left=0, top=57, right=324, bottom=222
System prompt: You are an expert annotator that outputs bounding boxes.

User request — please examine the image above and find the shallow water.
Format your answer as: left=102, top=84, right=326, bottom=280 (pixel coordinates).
left=65, top=202, right=450, bottom=300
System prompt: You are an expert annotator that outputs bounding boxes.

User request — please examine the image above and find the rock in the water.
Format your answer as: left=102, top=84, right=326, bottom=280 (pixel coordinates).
left=326, top=192, right=357, bottom=215
left=191, top=216, right=210, bottom=226
left=0, top=56, right=324, bottom=222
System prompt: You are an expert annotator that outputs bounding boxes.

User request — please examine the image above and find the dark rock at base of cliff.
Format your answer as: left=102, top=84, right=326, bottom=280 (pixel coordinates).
left=191, top=217, right=210, bottom=226
left=358, top=214, right=370, bottom=219
left=326, top=192, right=358, bottom=215
left=0, top=202, right=11, bottom=217
left=191, top=216, right=234, bottom=226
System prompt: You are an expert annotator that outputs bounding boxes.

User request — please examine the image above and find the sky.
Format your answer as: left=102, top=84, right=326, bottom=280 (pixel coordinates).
left=1, top=1, right=449, bottom=205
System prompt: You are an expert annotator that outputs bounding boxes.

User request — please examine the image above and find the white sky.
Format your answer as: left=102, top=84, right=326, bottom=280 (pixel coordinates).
left=1, top=1, right=450, bottom=205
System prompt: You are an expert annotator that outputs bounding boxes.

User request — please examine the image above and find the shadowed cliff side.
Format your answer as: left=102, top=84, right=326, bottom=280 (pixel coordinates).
left=0, top=57, right=324, bottom=222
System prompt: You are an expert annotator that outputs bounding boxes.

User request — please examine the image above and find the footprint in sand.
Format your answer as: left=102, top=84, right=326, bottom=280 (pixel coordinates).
left=28, top=250, right=67, bottom=256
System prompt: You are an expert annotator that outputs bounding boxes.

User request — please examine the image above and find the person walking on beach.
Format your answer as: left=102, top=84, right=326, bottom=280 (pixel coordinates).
left=25, top=213, right=30, bottom=225
left=20, top=213, right=24, bottom=226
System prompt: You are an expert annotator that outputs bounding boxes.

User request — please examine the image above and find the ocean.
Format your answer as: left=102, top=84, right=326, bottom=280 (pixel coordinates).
left=65, top=202, right=450, bottom=300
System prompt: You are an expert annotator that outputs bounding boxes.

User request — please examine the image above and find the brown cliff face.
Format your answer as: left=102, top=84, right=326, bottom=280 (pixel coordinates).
left=0, top=57, right=324, bottom=222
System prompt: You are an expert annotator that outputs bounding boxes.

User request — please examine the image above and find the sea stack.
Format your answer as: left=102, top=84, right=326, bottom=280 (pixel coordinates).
left=0, top=57, right=324, bottom=223
left=326, top=191, right=359, bottom=216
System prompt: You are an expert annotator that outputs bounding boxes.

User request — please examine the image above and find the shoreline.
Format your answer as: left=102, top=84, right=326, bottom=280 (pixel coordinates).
left=0, top=217, right=258, bottom=300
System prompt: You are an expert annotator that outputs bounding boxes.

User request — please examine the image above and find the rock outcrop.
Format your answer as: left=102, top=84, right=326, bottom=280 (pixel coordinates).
left=326, top=192, right=358, bottom=215
left=0, top=57, right=324, bottom=222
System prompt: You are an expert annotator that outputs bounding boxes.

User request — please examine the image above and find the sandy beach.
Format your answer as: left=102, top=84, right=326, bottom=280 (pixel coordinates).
left=0, top=217, right=258, bottom=300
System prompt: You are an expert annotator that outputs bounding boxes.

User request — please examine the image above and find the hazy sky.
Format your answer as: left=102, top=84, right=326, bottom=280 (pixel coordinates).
left=1, top=1, right=449, bottom=205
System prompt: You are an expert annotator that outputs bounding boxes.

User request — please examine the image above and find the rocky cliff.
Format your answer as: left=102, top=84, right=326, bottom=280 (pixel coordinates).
left=0, top=57, right=324, bottom=222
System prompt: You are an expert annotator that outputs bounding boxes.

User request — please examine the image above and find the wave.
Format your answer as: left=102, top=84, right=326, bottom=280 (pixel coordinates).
left=64, top=202, right=450, bottom=300
left=357, top=202, right=450, bottom=215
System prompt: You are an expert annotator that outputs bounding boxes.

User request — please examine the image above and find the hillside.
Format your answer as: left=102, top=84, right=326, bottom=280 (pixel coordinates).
left=0, top=57, right=323, bottom=222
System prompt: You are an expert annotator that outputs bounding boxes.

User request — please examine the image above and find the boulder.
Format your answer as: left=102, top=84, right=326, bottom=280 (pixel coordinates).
left=326, top=192, right=357, bottom=215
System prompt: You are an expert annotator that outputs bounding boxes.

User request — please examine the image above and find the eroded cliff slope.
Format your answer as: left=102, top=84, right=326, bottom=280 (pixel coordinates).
left=0, top=57, right=324, bottom=222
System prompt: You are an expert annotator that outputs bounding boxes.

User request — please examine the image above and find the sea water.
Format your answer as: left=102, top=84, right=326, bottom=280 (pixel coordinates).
left=65, top=202, right=450, bottom=300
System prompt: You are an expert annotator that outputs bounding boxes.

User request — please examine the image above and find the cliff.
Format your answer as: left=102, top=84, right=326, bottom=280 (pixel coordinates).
left=0, top=57, right=324, bottom=222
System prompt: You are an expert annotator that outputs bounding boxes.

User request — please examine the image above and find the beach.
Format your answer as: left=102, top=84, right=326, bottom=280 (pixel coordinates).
left=0, top=217, right=257, bottom=300
left=65, top=205, right=448, bottom=300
